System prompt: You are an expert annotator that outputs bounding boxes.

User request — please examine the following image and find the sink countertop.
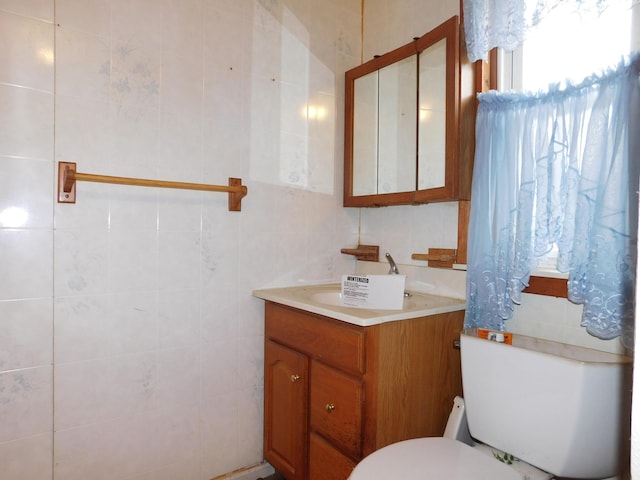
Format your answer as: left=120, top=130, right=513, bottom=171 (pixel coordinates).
left=252, top=283, right=466, bottom=327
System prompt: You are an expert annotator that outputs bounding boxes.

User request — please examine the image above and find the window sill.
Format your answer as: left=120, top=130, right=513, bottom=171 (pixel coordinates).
left=523, top=275, right=568, bottom=298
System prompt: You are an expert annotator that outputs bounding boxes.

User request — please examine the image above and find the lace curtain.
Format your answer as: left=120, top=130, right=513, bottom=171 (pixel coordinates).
left=465, top=54, right=640, bottom=346
left=463, top=0, right=621, bottom=61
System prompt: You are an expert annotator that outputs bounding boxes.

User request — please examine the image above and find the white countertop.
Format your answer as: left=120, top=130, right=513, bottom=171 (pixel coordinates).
left=252, top=283, right=466, bottom=327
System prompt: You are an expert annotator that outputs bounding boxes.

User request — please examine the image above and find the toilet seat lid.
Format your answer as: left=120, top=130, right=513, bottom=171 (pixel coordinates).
left=349, top=437, right=522, bottom=480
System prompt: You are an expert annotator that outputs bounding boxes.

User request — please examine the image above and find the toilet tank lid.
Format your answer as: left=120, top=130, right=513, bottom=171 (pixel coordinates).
left=348, top=438, right=522, bottom=480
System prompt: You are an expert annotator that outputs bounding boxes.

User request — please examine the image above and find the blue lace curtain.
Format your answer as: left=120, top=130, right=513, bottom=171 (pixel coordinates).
left=465, top=55, right=640, bottom=346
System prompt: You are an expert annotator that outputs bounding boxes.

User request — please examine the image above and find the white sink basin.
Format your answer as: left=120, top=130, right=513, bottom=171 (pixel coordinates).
left=310, top=290, right=345, bottom=307
left=253, top=283, right=465, bottom=327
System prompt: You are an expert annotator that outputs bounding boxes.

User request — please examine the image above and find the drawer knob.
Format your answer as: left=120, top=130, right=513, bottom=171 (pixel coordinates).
left=325, top=403, right=336, bottom=413
left=290, top=374, right=301, bottom=383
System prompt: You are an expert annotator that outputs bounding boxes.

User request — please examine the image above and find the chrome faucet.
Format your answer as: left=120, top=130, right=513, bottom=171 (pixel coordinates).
left=385, top=252, right=400, bottom=275
left=385, top=253, right=411, bottom=297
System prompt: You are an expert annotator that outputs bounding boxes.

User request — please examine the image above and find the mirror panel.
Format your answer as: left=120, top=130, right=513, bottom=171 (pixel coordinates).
left=352, top=71, right=379, bottom=196
left=418, top=38, right=447, bottom=190
left=377, top=55, right=417, bottom=194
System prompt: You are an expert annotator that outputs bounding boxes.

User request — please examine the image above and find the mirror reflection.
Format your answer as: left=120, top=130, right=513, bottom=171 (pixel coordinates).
left=378, top=55, right=417, bottom=195
left=352, top=71, right=378, bottom=196
left=418, top=38, right=447, bottom=190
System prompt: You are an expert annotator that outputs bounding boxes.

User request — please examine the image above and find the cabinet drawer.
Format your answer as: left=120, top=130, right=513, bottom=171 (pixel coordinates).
left=310, top=360, right=363, bottom=458
left=309, top=432, right=356, bottom=480
left=266, top=302, right=366, bottom=376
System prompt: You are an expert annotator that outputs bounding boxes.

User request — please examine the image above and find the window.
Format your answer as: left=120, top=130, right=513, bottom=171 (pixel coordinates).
left=494, top=0, right=639, bottom=281
left=499, top=0, right=638, bottom=92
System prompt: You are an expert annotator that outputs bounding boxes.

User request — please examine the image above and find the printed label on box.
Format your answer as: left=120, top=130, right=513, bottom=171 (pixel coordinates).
left=341, top=274, right=406, bottom=309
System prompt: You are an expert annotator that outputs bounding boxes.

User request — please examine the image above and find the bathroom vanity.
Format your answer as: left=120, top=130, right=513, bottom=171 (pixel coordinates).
left=254, top=284, right=465, bottom=480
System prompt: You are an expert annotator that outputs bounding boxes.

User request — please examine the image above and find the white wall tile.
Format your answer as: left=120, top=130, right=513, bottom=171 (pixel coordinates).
left=0, top=298, right=52, bottom=371
left=54, top=411, right=161, bottom=480
left=108, top=187, right=159, bottom=230
left=109, top=104, right=160, bottom=174
left=110, top=40, right=161, bottom=108
left=158, top=289, right=200, bottom=349
left=0, top=366, right=52, bottom=442
left=0, top=1, right=51, bottom=20
left=54, top=228, right=109, bottom=297
left=54, top=292, right=158, bottom=364
left=200, top=391, right=240, bottom=478
left=0, top=229, right=52, bottom=300
left=107, top=291, right=159, bottom=354
left=157, top=110, right=203, bottom=181
left=107, top=229, right=159, bottom=293
left=0, top=433, right=52, bottom=480
left=362, top=0, right=457, bottom=60
left=54, top=353, right=157, bottom=430
left=54, top=182, right=110, bottom=230
left=506, top=293, right=627, bottom=354
left=236, top=385, right=266, bottom=467
left=162, top=0, right=205, bottom=54
left=0, top=157, right=53, bottom=229
left=204, top=4, right=249, bottom=71
left=158, top=231, right=201, bottom=292
left=154, top=404, right=200, bottom=472
left=55, top=27, right=110, bottom=101
left=237, top=335, right=264, bottom=390
left=156, top=346, right=200, bottom=410
left=158, top=190, right=203, bottom=232
left=55, top=0, right=110, bottom=37
left=201, top=338, right=238, bottom=399
left=201, top=301, right=240, bottom=344
left=0, top=12, right=53, bottom=91
left=110, top=0, right=163, bottom=48
left=0, top=84, right=53, bottom=160
left=54, top=295, right=110, bottom=363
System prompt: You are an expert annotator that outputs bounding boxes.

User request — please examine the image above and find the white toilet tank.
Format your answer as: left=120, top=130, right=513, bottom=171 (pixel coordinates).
left=460, top=329, right=632, bottom=479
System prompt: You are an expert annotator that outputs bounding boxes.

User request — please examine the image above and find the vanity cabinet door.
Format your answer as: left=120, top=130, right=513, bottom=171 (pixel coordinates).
left=310, top=360, right=364, bottom=458
left=264, top=340, right=309, bottom=480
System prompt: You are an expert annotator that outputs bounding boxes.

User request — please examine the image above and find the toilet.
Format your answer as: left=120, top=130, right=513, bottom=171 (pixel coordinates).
left=348, top=328, right=632, bottom=480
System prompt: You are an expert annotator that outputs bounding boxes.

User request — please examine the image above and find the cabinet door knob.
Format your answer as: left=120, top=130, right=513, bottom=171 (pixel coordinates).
left=325, top=403, right=336, bottom=413
left=290, top=374, right=301, bottom=383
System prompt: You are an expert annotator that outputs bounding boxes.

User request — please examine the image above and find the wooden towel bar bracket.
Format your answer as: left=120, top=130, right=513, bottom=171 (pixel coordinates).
left=411, top=248, right=457, bottom=268
left=340, top=244, right=380, bottom=262
left=57, top=162, right=248, bottom=212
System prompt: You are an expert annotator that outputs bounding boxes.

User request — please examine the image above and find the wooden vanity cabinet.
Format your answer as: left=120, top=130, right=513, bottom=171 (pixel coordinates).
left=263, top=302, right=464, bottom=480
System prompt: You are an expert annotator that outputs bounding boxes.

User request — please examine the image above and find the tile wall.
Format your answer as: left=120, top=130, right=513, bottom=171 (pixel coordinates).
left=0, top=0, right=360, bottom=479
left=0, top=1, right=55, bottom=478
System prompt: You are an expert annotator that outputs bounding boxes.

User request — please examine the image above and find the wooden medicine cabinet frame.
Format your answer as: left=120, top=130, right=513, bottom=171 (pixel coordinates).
left=344, top=16, right=463, bottom=207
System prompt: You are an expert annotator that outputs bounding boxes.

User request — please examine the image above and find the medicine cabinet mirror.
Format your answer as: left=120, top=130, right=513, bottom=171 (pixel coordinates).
left=344, top=16, right=462, bottom=207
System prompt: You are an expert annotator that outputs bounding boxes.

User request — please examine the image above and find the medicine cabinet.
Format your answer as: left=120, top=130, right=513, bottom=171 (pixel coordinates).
left=344, top=16, right=470, bottom=207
